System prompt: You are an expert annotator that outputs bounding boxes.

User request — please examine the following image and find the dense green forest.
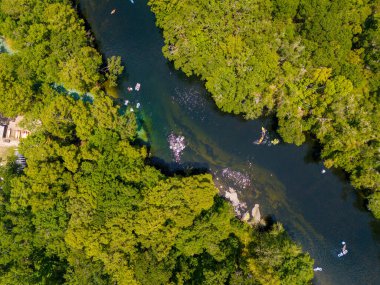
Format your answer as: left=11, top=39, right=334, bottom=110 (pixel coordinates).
left=0, top=0, right=313, bottom=284
left=148, top=0, right=380, bottom=217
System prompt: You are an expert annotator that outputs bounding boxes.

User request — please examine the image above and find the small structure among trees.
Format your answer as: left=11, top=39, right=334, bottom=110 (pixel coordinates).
left=0, top=116, right=30, bottom=143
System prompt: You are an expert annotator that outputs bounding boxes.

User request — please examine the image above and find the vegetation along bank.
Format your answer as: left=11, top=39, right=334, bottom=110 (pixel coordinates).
left=148, top=0, right=380, bottom=217
left=0, top=0, right=313, bottom=284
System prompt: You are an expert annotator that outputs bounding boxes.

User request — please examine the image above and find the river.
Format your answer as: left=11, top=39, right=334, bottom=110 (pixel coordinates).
left=78, top=1, right=380, bottom=284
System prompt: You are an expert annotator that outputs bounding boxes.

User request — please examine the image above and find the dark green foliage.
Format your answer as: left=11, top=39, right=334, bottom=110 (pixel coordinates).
left=105, top=56, right=124, bottom=87
left=0, top=93, right=313, bottom=284
left=247, top=224, right=313, bottom=285
left=0, top=159, right=68, bottom=284
left=0, top=0, right=314, bottom=283
left=149, top=0, right=380, bottom=217
left=0, top=54, right=35, bottom=116
left=0, top=0, right=122, bottom=117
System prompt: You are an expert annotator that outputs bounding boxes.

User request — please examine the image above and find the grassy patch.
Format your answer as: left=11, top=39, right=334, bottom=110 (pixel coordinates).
left=0, top=146, right=15, bottom=163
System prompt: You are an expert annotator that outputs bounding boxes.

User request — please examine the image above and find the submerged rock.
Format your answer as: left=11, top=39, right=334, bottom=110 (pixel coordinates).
left=250, top=204, right=261, bottom=225
left=241, top=212, right=250, bottom=222
left=224, top=187, right=247, bottom=217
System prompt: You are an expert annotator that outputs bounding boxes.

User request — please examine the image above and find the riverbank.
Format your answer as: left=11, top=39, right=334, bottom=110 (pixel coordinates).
left=78, top=1, right=380, bottom=284
left=148, top=0, right=380, bottom=218
left=0, top=1, right=314, bottom=284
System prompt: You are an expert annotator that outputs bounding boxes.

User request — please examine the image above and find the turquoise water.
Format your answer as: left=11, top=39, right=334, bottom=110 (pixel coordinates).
left=79, top=1, right=380, bottom=284
left=0, top=37, right=13, bottom=54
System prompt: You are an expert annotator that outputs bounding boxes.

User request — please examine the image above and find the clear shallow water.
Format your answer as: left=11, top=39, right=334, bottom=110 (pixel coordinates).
left=79, top=1, right=380, bottom=284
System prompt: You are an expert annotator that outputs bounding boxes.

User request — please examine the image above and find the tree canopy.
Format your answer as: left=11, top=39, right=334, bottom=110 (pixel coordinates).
left=148, top=0, right=380, bottom=217
left=0, top=0, right=123, bottom=117
left=0, top=0, right=313, bottom=284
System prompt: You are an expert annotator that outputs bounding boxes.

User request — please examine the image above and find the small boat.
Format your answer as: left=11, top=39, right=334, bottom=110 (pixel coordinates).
left=124, top=100, right=129, bottom=106
left=111, top=9, right=116, bottom=14
left=130, top=0, right=134, bottom=3
left=136, top=103, right=140, bottom=108
left=127, top=87, right=133, bottom=92
left=135, top=83, right=141, bottom=91
left=254, top=127, right=267, bottom=145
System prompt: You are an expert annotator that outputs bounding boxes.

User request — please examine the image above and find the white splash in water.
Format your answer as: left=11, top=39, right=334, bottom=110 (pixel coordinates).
left=168, top=133, right=186, bottom=163
left=173, top=87, right=207, bottom=120
left=221, top=168, right=251, bottom=189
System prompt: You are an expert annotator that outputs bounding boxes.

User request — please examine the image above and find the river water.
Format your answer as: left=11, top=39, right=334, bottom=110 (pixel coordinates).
left=79, top=1, right=380, bottom=284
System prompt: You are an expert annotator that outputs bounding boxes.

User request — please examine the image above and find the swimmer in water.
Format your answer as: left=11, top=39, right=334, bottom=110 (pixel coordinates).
left=342, top=241, right=347, bottom=253
left=338, top=241, right=348, bottom=257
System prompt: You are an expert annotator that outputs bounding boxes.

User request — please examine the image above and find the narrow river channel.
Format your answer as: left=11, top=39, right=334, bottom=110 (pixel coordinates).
left=79, top=1, right=380, bottom=284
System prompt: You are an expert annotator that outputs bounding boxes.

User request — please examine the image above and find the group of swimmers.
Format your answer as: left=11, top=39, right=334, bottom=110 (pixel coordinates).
left=124, top=83, right=142, bottom=111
